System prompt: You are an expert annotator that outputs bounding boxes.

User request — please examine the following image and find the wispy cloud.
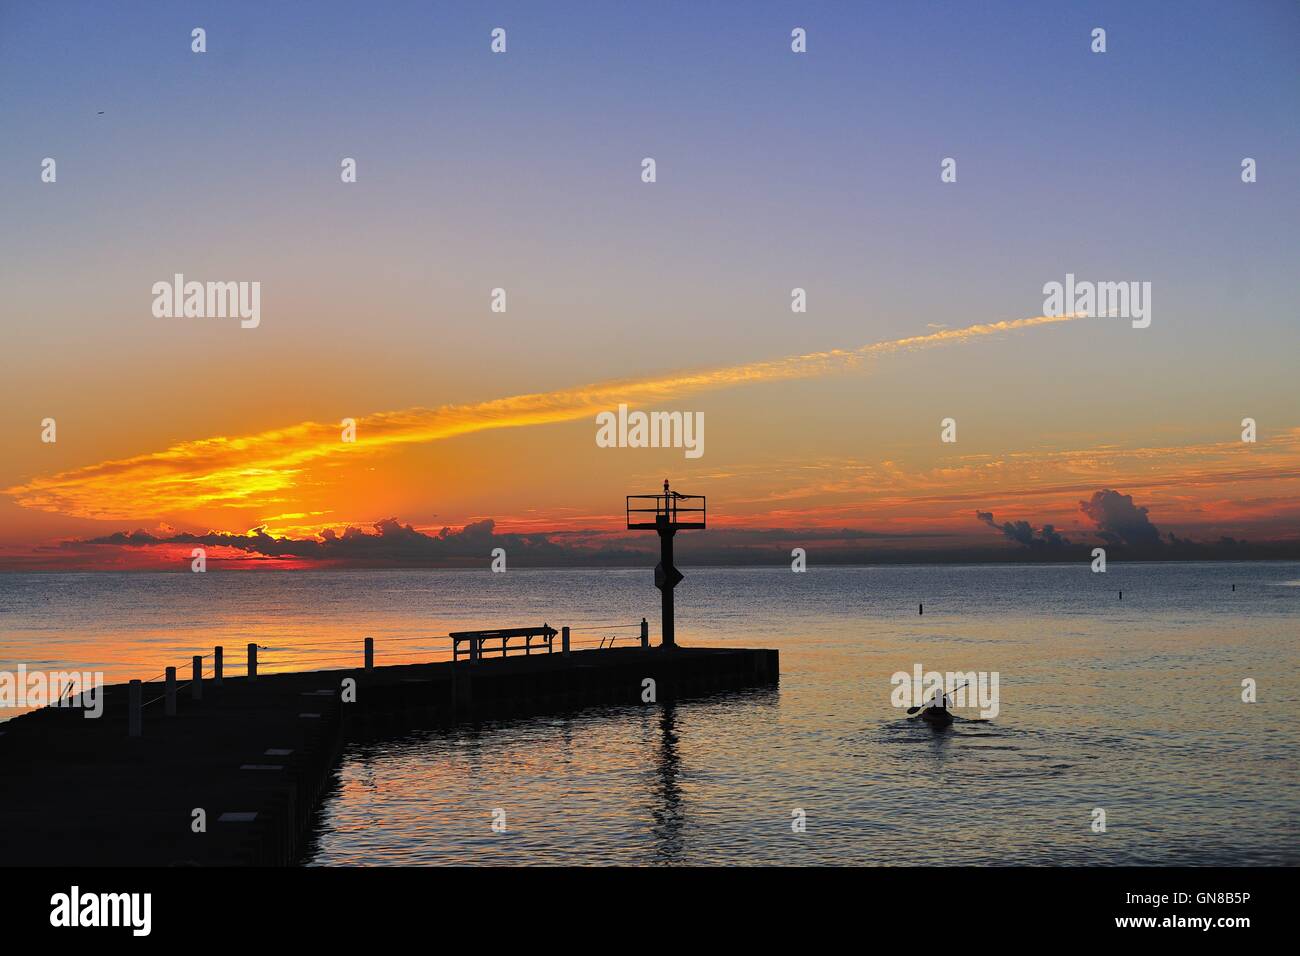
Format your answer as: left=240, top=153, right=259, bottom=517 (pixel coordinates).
left=724, top=432, right=1300, bottom=511
left=5, top=314, right=1083, bottom=521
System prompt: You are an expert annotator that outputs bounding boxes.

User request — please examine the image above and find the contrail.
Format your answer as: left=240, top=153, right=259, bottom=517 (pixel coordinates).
left=6, top=313, right=1085, bottom=520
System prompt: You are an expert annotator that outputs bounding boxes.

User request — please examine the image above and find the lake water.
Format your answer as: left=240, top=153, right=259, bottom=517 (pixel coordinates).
left=2, top=562, right=1297, bottom=865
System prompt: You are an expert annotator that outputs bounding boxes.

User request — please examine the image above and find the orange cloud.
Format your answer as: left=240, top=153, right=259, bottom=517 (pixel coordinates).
left=4, top=313, right=1086, bottom=522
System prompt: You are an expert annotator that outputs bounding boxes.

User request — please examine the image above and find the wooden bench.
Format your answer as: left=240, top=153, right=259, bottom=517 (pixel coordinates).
left=449, top=625, right=558, bottom=662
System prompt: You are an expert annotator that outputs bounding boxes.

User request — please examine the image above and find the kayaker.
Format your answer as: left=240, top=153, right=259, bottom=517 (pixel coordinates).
left=921, top=689, right=953, bottom=724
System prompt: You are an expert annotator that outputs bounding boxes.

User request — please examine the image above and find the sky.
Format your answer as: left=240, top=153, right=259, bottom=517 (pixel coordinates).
left=1, top=0, right=1297, bottom=569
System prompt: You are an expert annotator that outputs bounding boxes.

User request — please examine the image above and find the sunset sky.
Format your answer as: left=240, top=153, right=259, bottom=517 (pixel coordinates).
left=1, top=0, right=1297, bottom=569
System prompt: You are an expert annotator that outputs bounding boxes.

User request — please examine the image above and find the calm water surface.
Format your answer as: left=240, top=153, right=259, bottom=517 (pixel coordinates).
left=2, top=562, right=1296, bottom=865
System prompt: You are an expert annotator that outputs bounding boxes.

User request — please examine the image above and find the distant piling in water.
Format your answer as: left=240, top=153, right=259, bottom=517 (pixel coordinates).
left=919, top=603, right=923, bottom=615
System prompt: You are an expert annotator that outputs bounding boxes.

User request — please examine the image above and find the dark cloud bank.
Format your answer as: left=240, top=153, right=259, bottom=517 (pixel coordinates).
left=69, top=488, right=1298, bottom=568
left=973, top=489, right=1290, bottom=562
left=976, top=511, right=1070, bottom=550
left=75, top=518, right=954, bottom=568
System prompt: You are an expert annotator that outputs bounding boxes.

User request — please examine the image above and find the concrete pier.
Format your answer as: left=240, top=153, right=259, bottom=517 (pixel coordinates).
left=0, top=645, right=778, bottom=866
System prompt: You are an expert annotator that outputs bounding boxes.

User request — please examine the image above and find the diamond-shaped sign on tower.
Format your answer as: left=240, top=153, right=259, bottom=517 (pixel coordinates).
left=654, top=562, right=685, bottom=590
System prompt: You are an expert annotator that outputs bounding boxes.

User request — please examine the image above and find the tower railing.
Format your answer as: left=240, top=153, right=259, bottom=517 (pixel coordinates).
left=626, top=492, right=706, bottom=530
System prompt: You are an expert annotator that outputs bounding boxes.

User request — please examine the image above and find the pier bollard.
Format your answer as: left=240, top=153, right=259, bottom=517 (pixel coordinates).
left=165, top=667, right=177, bottom=716
left=640, top=618, right=649, bottom=649
left=364, top=636, right=374, bottom=672
left=192, top=655, right=203, bottom=701
left=214, top=646, right=223, bottom=686
left=128, top=680, right=142, bottom=737
left=562, top=626, right=571, bottom=658
left=248, top=643, right=258, bottom=682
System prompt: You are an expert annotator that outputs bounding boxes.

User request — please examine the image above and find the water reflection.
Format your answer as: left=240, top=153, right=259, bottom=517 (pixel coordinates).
left=649, top=703, right=684, bottom=864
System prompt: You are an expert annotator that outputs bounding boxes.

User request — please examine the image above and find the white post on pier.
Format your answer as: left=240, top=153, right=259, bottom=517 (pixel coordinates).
left=128, top=679, right=142, bottom=737
left=191, top=655, right=203, bottom=701
left=364, top=636, right=374, bottom=672
left=247, top=643, right=258, bottom=682
left=562, top=626, right=570, bottom=658
left=214, top=645, right=223, bottom=686
left=165, top=667, right=177, bottom=716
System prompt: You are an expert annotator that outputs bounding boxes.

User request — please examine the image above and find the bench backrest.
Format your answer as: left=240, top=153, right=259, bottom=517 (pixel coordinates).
left=450, top=625, right=558, bottom=661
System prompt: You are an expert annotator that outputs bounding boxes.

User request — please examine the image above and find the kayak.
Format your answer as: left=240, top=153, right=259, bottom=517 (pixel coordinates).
left=919, top=707, right=953, bottom=728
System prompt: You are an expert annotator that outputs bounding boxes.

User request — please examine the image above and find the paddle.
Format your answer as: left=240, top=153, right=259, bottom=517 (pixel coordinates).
left=906, top=681, right=969, bottom=715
